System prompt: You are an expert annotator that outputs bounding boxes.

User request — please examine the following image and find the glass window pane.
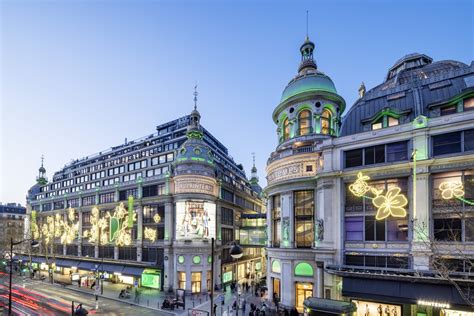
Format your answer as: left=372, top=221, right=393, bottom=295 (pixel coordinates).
left=464, top=129, right=474, bottom=152
left=387, top=141, right=408, bottom=162
left=432, top=132, right=461, bottom=156
left=345, top=149, right=363, bottom=168
left=388, top=116, right=399, bottom=126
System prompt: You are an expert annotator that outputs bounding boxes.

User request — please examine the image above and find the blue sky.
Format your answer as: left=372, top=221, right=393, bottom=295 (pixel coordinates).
left=1, top=0, right=473, bottom=204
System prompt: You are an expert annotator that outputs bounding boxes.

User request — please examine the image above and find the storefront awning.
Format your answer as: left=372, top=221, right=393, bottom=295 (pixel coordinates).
left=31, top=257, right=47, bottom=264
left=56, top=259, right=80, bottom=268
left=121, top=266, right=145, bottom=276
left=77, top=261, right=98, bottom=271
left=97, top=263, right=124, bottom=274
left=304, top=297, right=357, bottom=314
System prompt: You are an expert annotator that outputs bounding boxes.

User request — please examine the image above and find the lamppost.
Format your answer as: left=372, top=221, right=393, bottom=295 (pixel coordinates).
left=9, top=238, right=39, bottom=316
left=210, top=238, right=243, bottom=316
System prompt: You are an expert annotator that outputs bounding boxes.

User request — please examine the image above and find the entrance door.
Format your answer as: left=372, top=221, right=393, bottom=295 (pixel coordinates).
left=273, top=278, right=281, bottom=302
left=295, top=282, right=312, bottom=313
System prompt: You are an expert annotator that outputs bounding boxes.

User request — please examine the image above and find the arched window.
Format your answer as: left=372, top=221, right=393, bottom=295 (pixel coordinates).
left=298, top=110, right=312, bottom=136
left=321, top=109, right=332, bottom=135
left=272, top=259, right=281, bottom=273
left=294, top=262, right=314, bottom=277
left=283, top=118, right=290, bottom=140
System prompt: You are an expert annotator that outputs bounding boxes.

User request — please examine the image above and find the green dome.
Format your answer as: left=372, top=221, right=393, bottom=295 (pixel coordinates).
left=280, top=73, right=337, bottom=103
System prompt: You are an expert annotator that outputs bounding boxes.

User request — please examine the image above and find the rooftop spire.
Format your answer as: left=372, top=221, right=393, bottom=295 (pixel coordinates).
left=193, top=83, right=198, bottom=110
left=37, top=155, right=47, bottom=185
left=250, top=152, right=258, bottom=184
left=298, top=11, right=317, bottom=74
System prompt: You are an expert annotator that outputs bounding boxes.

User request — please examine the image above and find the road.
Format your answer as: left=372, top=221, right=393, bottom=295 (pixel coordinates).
left=0, top=272, right=160, bottom=315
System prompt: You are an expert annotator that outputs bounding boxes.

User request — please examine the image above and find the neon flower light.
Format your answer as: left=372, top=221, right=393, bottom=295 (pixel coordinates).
left=144, top=227, right=157, bottom=242
left=153, top=214, right=161, bottom=223
left=349, top=172, right=408, bottom=220
left=59, top=208, right=79, bottom=245
left=438, top=181, right=474, bottom=205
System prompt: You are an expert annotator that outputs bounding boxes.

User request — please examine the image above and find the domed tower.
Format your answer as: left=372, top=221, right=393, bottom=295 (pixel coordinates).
left=36, top=155, right=48, bottom=185
left=273, top=36, right=345, bottom=150
left=265, top=36, right=346, bottom=310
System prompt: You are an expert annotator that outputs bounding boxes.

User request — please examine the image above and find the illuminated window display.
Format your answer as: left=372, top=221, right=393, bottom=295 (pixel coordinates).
left=295, top=283, right=313, bottom=313
left=352, top=300, right=401, bottom=316
left=176, top=201, right=216, bottom=240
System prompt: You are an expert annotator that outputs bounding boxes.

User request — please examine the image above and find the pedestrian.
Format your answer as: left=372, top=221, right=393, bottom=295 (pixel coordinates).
left=242, top=299, right=246, bottom=314
left=213, top=303, right=217, bottom=315
left=290, top=307, right=298, bottom=316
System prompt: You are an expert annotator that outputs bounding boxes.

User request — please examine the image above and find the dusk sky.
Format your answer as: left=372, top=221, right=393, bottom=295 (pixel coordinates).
left=1, top=0, right=473, bottom=204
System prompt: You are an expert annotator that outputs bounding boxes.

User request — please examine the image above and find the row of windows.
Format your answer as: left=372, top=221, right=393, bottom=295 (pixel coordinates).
left=221, top=207, right=234, bottom=226
left=345, top=216, right=408, bottom=242
left=345, top=255, right=409, bottom=269
left=151, top=153, right=174, bottom=166
left=103, top=178, right=119, bottom=186
left=440, top=97, right=474, bottom=116
left=281, top=108, right=333, bottom=142
left=345, top=141, right=408, bottom=168
left=146, top=166, right=169, bottom=177
left=128, top=160, right=147, bottom=172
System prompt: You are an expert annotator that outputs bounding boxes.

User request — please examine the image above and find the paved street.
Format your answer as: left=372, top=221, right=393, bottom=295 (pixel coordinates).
left=1, top=272, right=274, bottom=315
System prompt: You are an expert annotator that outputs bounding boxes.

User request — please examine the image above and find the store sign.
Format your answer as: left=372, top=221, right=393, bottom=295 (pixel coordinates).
left=353, top=300, right=401, bottom=316
left=71, top=273, right=80, bottom=281
left=267, top=157, right=317, bottom=185
left=141, top=273, right=160, bottom=289
left=174, top=176, right=217, bottom=196
left=176, top=201, right=216, bottom=240
left=417, top=300, right=450, bottom=309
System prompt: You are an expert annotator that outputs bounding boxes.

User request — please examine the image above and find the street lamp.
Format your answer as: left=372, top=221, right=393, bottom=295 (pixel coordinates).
left=210, top=238, right=243, bottom=316
left=9, top=238, right=39, bottom=316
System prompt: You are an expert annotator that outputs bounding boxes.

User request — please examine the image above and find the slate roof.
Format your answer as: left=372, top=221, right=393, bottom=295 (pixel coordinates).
left=340, top=53, right=474, bottom=136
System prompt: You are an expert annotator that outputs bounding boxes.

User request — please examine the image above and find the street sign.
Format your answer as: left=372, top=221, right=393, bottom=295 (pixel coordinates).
left=134, top=280, right=138, bottom=288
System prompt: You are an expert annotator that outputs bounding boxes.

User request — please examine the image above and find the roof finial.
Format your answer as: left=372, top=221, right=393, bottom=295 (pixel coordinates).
left=193, top=83, right=198, bottom=110
left=306, top=10, right=309, bottom=40
left=41, top=154, right=44, bottom=168
left=252, top=152, right=256, bottom=167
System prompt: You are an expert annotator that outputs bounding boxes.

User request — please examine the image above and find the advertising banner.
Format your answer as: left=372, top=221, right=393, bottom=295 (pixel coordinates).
left=176, top=201, right=216, bottom=240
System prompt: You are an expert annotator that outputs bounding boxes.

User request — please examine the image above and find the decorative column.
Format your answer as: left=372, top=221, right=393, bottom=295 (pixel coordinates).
left=114, top=246, right=119, bottom=260
left=280, top=192, right=293, bottom=248
left=63, top=213, right=67, bottom=256
left=78, top=209, right=83, bottom=256
left=164, top=202, right=173, bottom=244
left=266, top=197, right=273, bottom=247
left=411, top=171, right=431, bottom=271
left=136, top=204, right=143, bottom=262
left=163, top=248, right=174, bottom=292
left=316, top=262, right=324, bottom=298
left=280, top=260, right=294, bottom=308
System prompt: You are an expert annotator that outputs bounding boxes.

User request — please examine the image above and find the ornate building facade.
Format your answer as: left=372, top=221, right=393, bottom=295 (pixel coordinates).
left=23, top=104, right=265, bottom=294
left=266, top=36, right=474, bottom=315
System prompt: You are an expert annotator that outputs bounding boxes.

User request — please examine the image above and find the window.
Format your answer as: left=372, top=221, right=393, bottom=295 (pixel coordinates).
left=142, top=185, right=158, bottom=198
left=295, top=191, right=314, bottom=248
left=67, top=198, right=79, bottom=208
left=441, top=105, right=457, bottom=116
left=99, top=246, right=114, bottom=259
left=82, top=211, right=91, bottom=225
left=386, top=141, right=408, bottom=162
left=345, top=149, right=363, bottom=168
left=82, top=195, right=96, bottom=206
left=191, top=272, right=201, bottom=293
left=321, top=109, right=331, bottom=134
left=283, top=118, right=290, bottom=140
left=119, top=188, right=138, bottom=201
left=298, top=110, right=312, bottom=136
left=295, top=283, right=313, bottom=313
left=221, top=207, right=233, bottom=226
left=345, top=255, right=409, bottom=269
left=364, top=145, right=385, bottom=165
left=464, top=97, right=474, bottom=112
left=143, top=204, right=164, bottom=224
left=81, top=245, right=95, bottom=257
left=432, top=132, right=461, bottom=156
left=344, top=141, right=408, bottom=168
left=99, top=192, right=115, bottom=204
left=344, top=178, right=408, bottom=242
left=178, top=272, right=186, bottom=289
left=272, top=195, right=281, bottom=247
left=222, top=228, right=233, bottom=243
left=119, top=247, right=137, bottom=260
left=345, top=216, right=363, bottom=241
left=371, top=113, right=399, bottom=130
left=221, top=189, right=234, bottom=203
left=465, top=130, right=474, bottom=152
left=434, top=218, right=462, bottom=241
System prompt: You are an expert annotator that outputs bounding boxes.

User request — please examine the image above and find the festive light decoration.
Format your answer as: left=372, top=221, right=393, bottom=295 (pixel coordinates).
left=439, top=181, right=465, bottom=199
left=438, top=180, right=474, bottom=206
left=144, top=227, right=157, bottom=242
left=349, top=172, right=408, bottom=220
left=153, top=214, right=161, bottom=223
left=31, top=211, right=40, bottom=240
left=83, top=206, right=108, bottom=245
left=107, top=202, right=136, bottom=247
left=59, top=208, right=79, bottom=245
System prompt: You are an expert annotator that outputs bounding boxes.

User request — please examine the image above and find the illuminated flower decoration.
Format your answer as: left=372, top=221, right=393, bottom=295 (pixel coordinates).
left=373, top=187, right=408, bottom=220
left=107, top=202, right=136, bottom=247
left=439, top=181, right=464, bottom=200
left=153, top=214, right=161, bottom=223
left=349, top=172, right=371, bottom=197
left=87, top=206, right=108, bottom=245
left=60, top=208, right=79, bottom=245
left=144, top=227, right=157, bottom=242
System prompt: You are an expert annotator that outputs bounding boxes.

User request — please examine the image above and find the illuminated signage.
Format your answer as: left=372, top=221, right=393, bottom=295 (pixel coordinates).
left=349, top=172, right=408, bottom=220
left=141, top=273, right=160, bottom=289
left=176, top=201, right=216, bottom=240
left=223, top=271, right=233, bottom=283
left=353, top=300, right=401, bottom=316
left=174, top=175, right=217, bottom=196
left=267, top=156, right=317, bottom=185
left=417, top=300, right=450, bottom=309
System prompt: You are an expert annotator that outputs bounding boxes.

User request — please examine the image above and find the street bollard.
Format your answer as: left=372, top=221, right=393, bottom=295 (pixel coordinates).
left=147, top=299, right=149, bottom=306
left=71, top=301, right=74, bottom=316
